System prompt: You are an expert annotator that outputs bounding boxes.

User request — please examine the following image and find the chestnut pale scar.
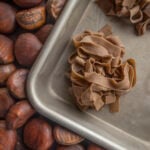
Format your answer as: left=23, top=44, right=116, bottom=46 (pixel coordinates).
left=17, top=11, right=43, bottom=25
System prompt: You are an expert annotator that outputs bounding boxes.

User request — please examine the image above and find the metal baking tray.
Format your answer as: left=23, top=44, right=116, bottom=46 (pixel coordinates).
left=27, top=0, right=150, bottom=150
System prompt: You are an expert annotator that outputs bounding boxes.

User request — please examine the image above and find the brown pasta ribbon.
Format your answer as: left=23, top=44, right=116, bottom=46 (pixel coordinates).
left=68, top=25, right=136, bottom=113
left=97, top=0, right=150, bottom=35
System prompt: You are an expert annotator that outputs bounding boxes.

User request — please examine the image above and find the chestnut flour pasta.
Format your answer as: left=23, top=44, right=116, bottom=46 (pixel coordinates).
left=97, top=0, right=150, bottom=35
left=68, top=25, right=136, bottom=113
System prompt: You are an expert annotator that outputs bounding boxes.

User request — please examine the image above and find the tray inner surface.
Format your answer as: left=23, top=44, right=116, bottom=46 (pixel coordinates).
left=49, top=0, right=150, bottom=143
left=30, top=0, right=150, bottom=149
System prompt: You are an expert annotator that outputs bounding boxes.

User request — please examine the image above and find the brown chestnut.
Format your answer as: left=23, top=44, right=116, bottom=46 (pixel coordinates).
left=0, top=64, right=16, bottom=85
left=7, top=69, right=28, bottom=99
left=0, top=88, right=15, bottom=118
left=15, top=33, right=42, bottom=67
left=0, top=34, right=14, bottom=64
left=57, top=145, right=85, bottom=150
left=54, top=126, right=84, bottom=145
left=88, top=144, right=105, bottom=150
left=24, top=118, right=54, bottom=150
left=46, top=0, right=67, bottom=21
left=16, top=6, right=46, bottom=31
left=13, top=0, right=43, bottom=8
left=0, top=121, right=17, bottom=150
left=35, top=24, right=53, bottom=43
left=0, top=2, right=16, bottom=34
left=6, top=100, right=35, bottom=129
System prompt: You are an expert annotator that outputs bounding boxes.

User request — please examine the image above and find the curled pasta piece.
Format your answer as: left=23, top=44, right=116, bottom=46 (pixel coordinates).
left=97, top=0, right=150, bottom=35
left=136, top=18, right=150, bottom=35
left=68, top=25, right=136, bottom=113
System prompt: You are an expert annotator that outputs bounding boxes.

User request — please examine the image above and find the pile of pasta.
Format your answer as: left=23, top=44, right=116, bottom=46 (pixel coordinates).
left=97, top=0, right=150, bottom=35
left=68, top=25, right=136, bottom=113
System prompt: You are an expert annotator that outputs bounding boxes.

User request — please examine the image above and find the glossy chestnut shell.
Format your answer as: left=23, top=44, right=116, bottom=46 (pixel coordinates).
left=0, top=121, right=17, bottom=150
left=24, top=118, right=54, bottom=150
left=15, top=33, right=42, bottom=67
left=6, top=100, right=35, bottom=129
left=0, top=64, right=16, bottom=85
left=35, top=24, right=53, bottom=43
left=16, top=6, right=46, bottom=31
left=0, top=2, right=16, bottom=34
left=46, top=0, right=67, bottom=21
left=7, top=69, right=28, bottom=99
left=13, top=0, right=43, bottom=8
left=0, top=88, right=15, bottom=118
left=88, top=144, right=104, bottom=150
left=54, top=126, right=84, bottom=145
left=0, top=34, right=14, bottom=64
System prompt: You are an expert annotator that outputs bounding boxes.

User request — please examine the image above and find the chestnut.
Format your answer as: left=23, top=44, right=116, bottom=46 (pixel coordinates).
left=35, top=24, right=53, bottom=44
left=16, top=6, right=46, bottom=31
left=7, top=69, right=28, bottom=99
left=46, top=0, right=67, bottom=21
left=88, top=144, right=105, bottom=150
left=6, top=100, right=35, bottom=129
left=0, top=88, right=15, bottom=118
left=0, top=64, right=16, bottom=85
left=0, top=121, right=17, bottom=150
left=0, top=34, right=14, bottom=64
left=24, top=118, right=54, bottom=150
left=13, top=0, right=43, bottom=8
left=15, top=33, right=42, bottom=67
left=54, top=126, right=84, bottom=145
left=57, top=145, right=85, bottom=150
left=0, top=2, right=16, bottom=34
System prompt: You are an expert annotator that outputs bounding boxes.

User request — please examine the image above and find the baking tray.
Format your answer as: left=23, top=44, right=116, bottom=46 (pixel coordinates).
left=27, top=0, right=150, bottom=150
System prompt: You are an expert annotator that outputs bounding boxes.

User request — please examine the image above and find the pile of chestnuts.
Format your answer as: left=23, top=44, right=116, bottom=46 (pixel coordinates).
left=0, top=0, right=106, bottom=149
